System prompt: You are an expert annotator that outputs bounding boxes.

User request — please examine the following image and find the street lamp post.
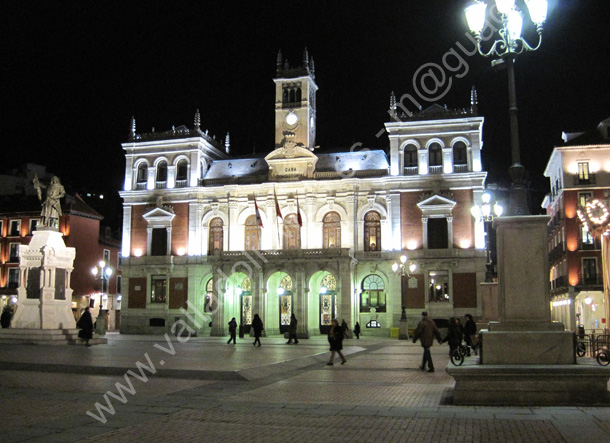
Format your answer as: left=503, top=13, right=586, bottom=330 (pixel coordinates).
left=471, top=192, right=504, bottom=282
left=91, top=260, right=113, bottom=336
left=392, top=255, right=417, bottom=339
left=465, top=0, right=548, bottom=215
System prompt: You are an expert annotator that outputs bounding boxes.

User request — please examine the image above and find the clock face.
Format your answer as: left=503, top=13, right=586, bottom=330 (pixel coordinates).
left=285, top=112, right=298, bottom=126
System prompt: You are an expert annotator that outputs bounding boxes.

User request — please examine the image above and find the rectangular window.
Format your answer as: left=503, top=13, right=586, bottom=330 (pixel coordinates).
left=579, top=192, right=592, bottom=207
left=103, top=249, right=110, bottom=265
left=29, top=219, right=40, bottom=235
left=428, top=270, right=450, bottom=303
left=151, top=228, right=168, bottom=256
left=577, top=162, right=589, bottom=180
left=8, top=268, right=20, bottom=288
left=0, top=220, right=4, bottom=237
left=427, top=218, right=448, bottom=249
left=9, top=220, right=21, bottom=237
left=117, top=253, right=122, bottom=270
left=582, top=258, right=598, bottom=285
left=151, top=275, right=167, bottom=303
left=117, top=275, right=122, bottom=295
left=9, top=243, right=20, bottom=263
left=581, top=225, right=594, bottom=248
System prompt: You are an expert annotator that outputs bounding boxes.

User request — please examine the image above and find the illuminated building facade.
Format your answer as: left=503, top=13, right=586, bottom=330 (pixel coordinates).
left=119, top=53, right=489, bottom=336
left=543, top=117, right=610, bottom=332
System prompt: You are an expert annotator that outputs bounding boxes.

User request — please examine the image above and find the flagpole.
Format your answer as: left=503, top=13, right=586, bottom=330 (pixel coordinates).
left=274, top=188, right=281, bottom=249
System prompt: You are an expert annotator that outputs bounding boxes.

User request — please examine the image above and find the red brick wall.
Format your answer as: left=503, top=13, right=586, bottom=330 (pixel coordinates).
left=403, top=274, right=425, bottom=308
left=128, top=277, right=147, bottom=308
left=130, top=205, right=148, bottom=256
left=170, top=203, right=189, bottom=255
left=452, top=273, right=477, bottom=308
left=400, top=192, right=423, bottom=249
left=169, top=277, right=188, bottom=310
left=451, top=190, right=474, bottom=248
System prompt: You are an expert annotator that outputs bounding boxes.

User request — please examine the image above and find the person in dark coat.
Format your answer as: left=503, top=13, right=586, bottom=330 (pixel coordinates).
left=252, top=314, right=264, bottom=347
left=286, top=313, right=299, bottom=344
left=77, top=307, right=94, bottom=346
left=354, top=322, right=361, bottom=339
left=1, top=305, right=13, bottom=328
left=442, top=317, right=463, bottom=356
left=327, top=318, right=347, bottom=366
left=463, top=314, right=478, bottom=356
left=412, top=311, right=442, bottom=372
left=227, top=317, right=237, bottom=344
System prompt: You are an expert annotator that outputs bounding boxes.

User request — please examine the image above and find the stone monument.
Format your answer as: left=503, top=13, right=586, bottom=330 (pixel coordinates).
left=0, top=176, right=105, bottom=344
left=448, top=215, right=610, bottom=405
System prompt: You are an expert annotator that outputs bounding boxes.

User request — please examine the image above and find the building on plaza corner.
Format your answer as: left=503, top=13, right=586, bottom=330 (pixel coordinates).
left=0, top=164, right=122, bottom=329
left=118, top=51, right=489, bottom=337
left=542, top=117, right=610, bottom=333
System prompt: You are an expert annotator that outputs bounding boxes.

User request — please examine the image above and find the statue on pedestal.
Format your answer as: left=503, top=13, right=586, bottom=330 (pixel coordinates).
left=33, top=174, right=65, bottom=229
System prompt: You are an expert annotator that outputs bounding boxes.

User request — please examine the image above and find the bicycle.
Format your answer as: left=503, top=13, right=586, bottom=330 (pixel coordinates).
left=596, top=349, right=610, bottom=366
left=575, top=342, right=586, bottom=357
left=450, top=348, right=465, bottom=366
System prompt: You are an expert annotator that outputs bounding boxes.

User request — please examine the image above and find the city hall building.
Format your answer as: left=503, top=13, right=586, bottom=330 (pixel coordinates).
left=119, top=53, right=488, bottom=337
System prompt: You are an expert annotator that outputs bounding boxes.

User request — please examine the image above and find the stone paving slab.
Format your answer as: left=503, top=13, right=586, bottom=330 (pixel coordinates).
left=0, top=335, right=608, bottom=442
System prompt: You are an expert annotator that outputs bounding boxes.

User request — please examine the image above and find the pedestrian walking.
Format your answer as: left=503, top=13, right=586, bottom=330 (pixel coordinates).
left=1, top=305, right=13, bottom=328
left=341, top=319, right=352, bottom=339
left=77, top=307, right=94, bottom=346
left=286, top=313, right=299, bottom=344
left=442, top=317, right=463, bottom=356
left=412, top=311, right=442, bottom=372
left=327, top=318, right=347, bottom=366
left=354, top=321, right=361, bottom=339
left=227, top=317, right=237, bottom=344
left=464, top=314, right=478, bottom=356
left=252, top=314, right=264, bottom=347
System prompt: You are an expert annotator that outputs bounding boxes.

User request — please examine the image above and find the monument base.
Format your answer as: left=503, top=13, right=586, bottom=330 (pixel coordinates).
left=447, top=363, right=610, bottom=406
left=399, top=319, right=409, bottom=340
left=0, top=328, right=107, bottom=345
left=481, top=329, right=575, bottom=365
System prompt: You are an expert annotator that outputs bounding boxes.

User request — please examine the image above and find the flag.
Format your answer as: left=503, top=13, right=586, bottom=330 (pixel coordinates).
left=254, top=198, right=263, bottom=228
left=296, top=193, right=303, bottom=227
left=274, top=189, right=283, bottom=220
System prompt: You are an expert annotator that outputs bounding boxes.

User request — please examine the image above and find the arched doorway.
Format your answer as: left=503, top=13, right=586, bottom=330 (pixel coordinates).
left=267, top=271, right=295, bottom=334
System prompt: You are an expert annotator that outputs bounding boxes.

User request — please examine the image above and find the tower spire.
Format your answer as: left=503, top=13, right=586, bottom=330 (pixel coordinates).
left=225, top=132, right=230, bottom=154
left=276, top=50, right=283, bottom=73
left=194, top=109, right=201, bottom=130
left=303, top=47, right=309, bottom=68
left=470, top=86, right=478, bottom=114
left=389, top=91, right=397, bottom=120
left=129, top=116, right=136, bottom=141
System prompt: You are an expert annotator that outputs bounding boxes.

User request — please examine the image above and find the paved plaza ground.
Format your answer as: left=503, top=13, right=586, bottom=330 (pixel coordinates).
left=0, top=333, right=609, bottom=442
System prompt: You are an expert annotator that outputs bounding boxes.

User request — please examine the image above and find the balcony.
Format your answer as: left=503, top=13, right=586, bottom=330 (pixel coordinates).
left=577, top=272, right=603, bottom=287
left=551, top=275, right=568, bottom=291
left=403, top=166, right=418, bottom=176
left=548, top=242, right=565, bottom=264
left=175, top=179, right=188, bottom=188
left=574, top=174, right=596, bottom=186
left=155, top=181, right=167, bottom=189
left=429, top=165, right=443, bottom=174
left=453, top=164, right=469, bottom=173
left=135, top=182, right=147, bottom=190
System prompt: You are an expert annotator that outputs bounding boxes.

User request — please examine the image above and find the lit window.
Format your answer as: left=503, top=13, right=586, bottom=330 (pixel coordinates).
left=151, top=275, right=167, bottom=303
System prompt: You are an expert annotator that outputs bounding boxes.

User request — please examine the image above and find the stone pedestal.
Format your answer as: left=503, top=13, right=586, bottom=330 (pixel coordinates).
left=12, top=228, right=76, bottom=330
left=398, top=319, right=409, bottom=340
left=448, top=216, right=609, bottom=405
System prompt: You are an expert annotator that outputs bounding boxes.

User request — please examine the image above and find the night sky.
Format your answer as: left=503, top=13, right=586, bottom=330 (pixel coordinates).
left=3, top=1, right=609, bottom=213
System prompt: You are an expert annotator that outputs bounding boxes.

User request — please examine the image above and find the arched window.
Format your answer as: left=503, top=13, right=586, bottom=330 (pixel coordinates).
left=296, top=88, right=302, bottom=102
left=208, top=217, right=223, bottom=253
left=204, top=278, right=214, bottom=312
left=176, top=159, right=189, bottom=182
left=323, top=212, right=341, bottom=248
left=289, top=89, right=296, bottom=103
left=360, top=274, right=386, bottom=312
left=364, top=211, right=381, bottom=251
left=156, top=161, right=168, bottom=187
left=245, top=215, right=261, bottom=250
left=136, top=163, right=147, bottom=183
left=283, top=214, right=301, bottom=250
left=429, top=143, right=442, bottom=167
left=404, top=144, right=418, bottom=169
left=453, top=141, right=467, bottom=166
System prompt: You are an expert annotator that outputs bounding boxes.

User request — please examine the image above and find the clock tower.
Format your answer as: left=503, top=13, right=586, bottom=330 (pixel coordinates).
left=274, top=49, right=318, bottom=150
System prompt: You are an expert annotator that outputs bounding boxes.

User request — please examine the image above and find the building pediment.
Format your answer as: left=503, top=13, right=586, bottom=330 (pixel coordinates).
left=417, top=195, right=456, bottom=216
left=143, top=206, right=175, bottom=225
left=265, top=143, right=318, bottom=181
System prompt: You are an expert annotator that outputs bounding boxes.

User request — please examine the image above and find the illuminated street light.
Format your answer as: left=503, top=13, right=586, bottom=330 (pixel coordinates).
left=392, top=254, right=417, bottom=277
left=91, top=260, right=113, bottom=335
left=465, top=0, right=548, bottom=215
left=471, top=192, right=504, bottom=282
